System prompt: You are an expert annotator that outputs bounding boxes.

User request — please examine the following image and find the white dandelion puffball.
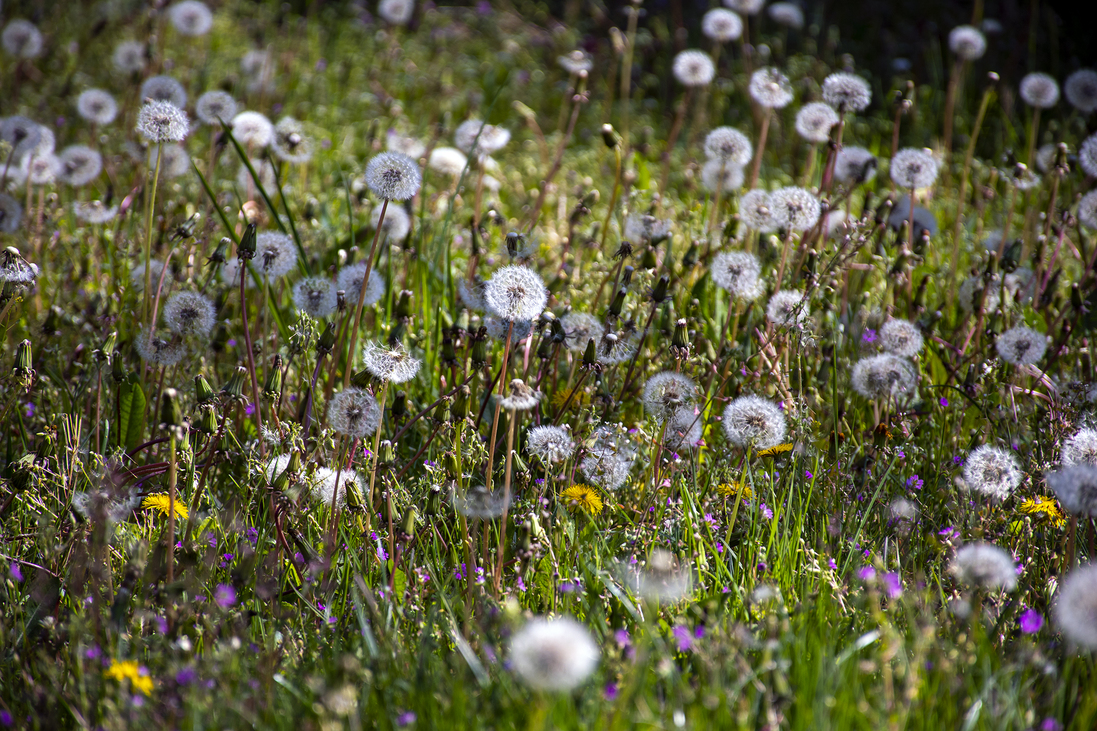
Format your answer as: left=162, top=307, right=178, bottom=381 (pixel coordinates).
left=509, top=617, right=599, bottom=692
left=795, top=102, right=839, bottom=143
left=702, top=9, right=743, bottom=42
left=749, top=67, right=794, bottom=109
left=995, top=326, right=1046, bottom=366
left=722, top=395, right=786, bottom=450
left=365, top=151, right=422, bottom=201
left=672, top=50, right=716, bottom=87
left=1055, top=564, right=1097, bottom=649
left=949, top=25, right=987, bottom=61
left=889, top=148, right=939, bottom=190
left=483, top=265, right=547, bottom=322
left=704, top=126, right=752, bottom=166
left=963, top=445, right=1022, bottom=501
left=1020, top=72, right=1060, bottom=108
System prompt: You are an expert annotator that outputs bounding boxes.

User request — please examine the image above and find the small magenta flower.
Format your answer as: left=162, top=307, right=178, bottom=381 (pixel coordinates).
left=672, top=625, right=694, bottom=651
left=215, top=584, right=236, bottom=608
left=858, top=566, right=876, bottom=581
left=1019, top=609, right=1043, bottom=634
left=862, top=328, right=877, bottom=343
left=883, top=572, right=903, bottom=598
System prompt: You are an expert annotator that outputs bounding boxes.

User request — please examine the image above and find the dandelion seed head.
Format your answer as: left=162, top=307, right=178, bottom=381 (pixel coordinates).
left=237, top=157, right=276, bottom=191
left=560, top=311, right=604, bottom=352
left=1020, top=72, right=1060, bottom=108
left=948, top=25, right=987, bottom=61
left=2, top=19, right=42, bottom=59
left=623, top=213, right=671, bottom=243
left=580, top=424, right=636, bottom=491
left=595, top=329, right=638, bottom=365
left=149, top=143, right=191, bottom=179
left=113, top=40, right=146, bottom=73
left=483, top=265, right=547, bottom=322
left=1046, top=464, right=1097, bottom=517
left=822, top=72, right=872, bottom=112
left=665, top=406, right=703, bottom=452
left=454, top=484, right=510, bottom=519
left=254, top=232, right=297, bottom=279
left=723, top=0, right=765, bottom=15
left=738, top=189, right=777, bottom=232
left=766, top=289, right=808, bottom=327
left=371, top=203, right=411, bottom=242
left=851, top=353, right=917, bottom=400
left=131, top=260, right=168, bottom=293
left=363, top=342, right=421, bottom=383
left=163, top=291, right=216, bottom=337
left=711, top=250, right=764, bottom=301
left=169, top=1, right=213, bottom=36
left=0, top=195, right=22, bottom=234
left=558, top=50, right=593, bottom=74
left=327, top=388, right=382, bottom=438
left=767, top=2, right=804, bottom=29
left=950, top=543, right=1017, bottom=591
left=22, top=154, right=61, bottom=185
left=509, top=617, right=599, bottom=691
left=1035, top=143, right=1059, bottom=174
left=749, top=67, right=794, bottom=109
left=378, top=0, right=415, bottom=25
left=0, top=116, right=44, bottom=163
left=620, top=549, right=693, bottom=603
left=704, top=126, right=752, bottom=165
left=231, top=111, right=274, bottom=148
left=795, top=102, right=839, bottom=143
left=769, top=186, right=820, bottom=231
left=455, top=119, right=511, bottom=157
left=722, top=395, right=787, bottom=450
left=702, top=9, right=743, bottom=42
left=365, top=151, right=421, bottom=201
left=878, top=318, right=923, bottom=357
left=272, top=117, right=313, bottom=164
left=1079, top=188, right=1097, bottom=231
left=314, top=468, right=361, bottom=507
left=1062, top=429, right=1097, bottom=468
left=337, top=263, right=385, bottom=308
left=1054, top=564, right=1097, bottom=649
left=196, top=91, right=237, bottom=126
left=141, top=75, right=187, bottom=108
left=135, top=327, right=186, bottom=366
left=428, top=146, right=468, bottom=176
left=76, top=89, right=118, bottom=126
left=292, top=277, right=338, bottom=319
left=136, top=100, right=189, bottom=143
left=834, top=146, right=878, bottom=185
left=642, top=372, right=699, bottom=423
left=701, top=159, right=745, bottom=192
left=672, top=50, right=716, bottom=87
left=526, top=425, right=575, bottom=463
left=73, top=200, right=117, bottom=225
left=963, top=445, right=1022, bottom=501
left=996, top=326, right=1046, bottom=366
left=499, top=379, right=542, bottom=411
left=1065, top=69, right=1097, bottom=113
left=58, top=146, right=103, bottom=187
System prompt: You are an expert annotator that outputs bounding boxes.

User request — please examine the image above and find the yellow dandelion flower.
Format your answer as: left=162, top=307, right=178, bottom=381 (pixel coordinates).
left=106, top=659, right=154, bottom=695
left=142, top=493, right=188, bottom=520
left=551, top=386, right=590, bottom=412
left=1019, top=496, right=1067, bottom=529
left=757, top=443, right=793, bottom=457
left=561, top=484, right=604, bottom=516
left=717, top=481, right=752, bottom=499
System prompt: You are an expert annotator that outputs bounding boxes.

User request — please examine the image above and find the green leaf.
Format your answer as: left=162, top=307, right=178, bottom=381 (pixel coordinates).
left=117, top=375, right=147, bottom=452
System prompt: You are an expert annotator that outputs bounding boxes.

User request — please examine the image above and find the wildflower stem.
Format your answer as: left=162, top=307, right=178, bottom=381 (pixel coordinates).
left=748, top=109, right=771, bottom=189
left=526, top=74, right=587, bottom=234
left=167, top=428, right=178, bottom=585
left=494, top=410, right=517, bottom=596
left=144, top=143, right=164, bottom=327
left=598, top=145, right=624, bottom=251
left=239, top=254, right=266, bottom=461
left=949, top=79, right=995, bottom=307
left=364, top=381, right=390, bottom=537
left=657, top=86, right=693, bottom=212
left=344, top=198, right=389, bottom=389
left=485, top=323, right=514, bottom=495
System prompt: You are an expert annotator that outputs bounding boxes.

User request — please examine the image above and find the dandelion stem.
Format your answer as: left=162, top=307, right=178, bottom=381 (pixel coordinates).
left=494, top=410, right=517, bottom=596
left=166, top=428, right=178, bottom=585
left=344, top=198, right=388, bottom=389
left=748, top=109, right=771, bottom=189
left=144, top=143, right=164, bottom=327
left=485, top=323, right=514, bottom=495
left=239, top=253, right=266, bottom=461
left=364, top=382, right=390, bottom=538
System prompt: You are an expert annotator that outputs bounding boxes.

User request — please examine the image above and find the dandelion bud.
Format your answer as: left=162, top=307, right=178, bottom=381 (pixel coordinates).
left=640, top=247, right=658, bottom=270
left=222, top=365, right=248, bottom=400
left=1072, top=283, right=1084, bottom=312
left=209, top=237, right=230, bottom=265
left=238, top=223, right=257, bottom=260
left=392, top=391, right=408, bottom=420
left=379, top=440, right=395, bottom=466
left=111, top=354, right=126, bottom=383
left=432, top=397, right=451, bottom=424
left=671, top=318, right=690, bottom=355
left=1002, top=239, right=1023, bottom=272
left=394, top=289, right=413, bottom=321
left=425, top=484, right=442, bottom=515
left=537, top=336, right=552, bottom=360
left=441, top=332, right=458, bottom=366
left=681, top=244, right=699, bottom=271
left=471, top=335, right=488, bottom=369
left=263, top=356, right=283, bottom=400
left=194, top=403, right=218, bottom=434
left=601, top=123, right=620, bottom=149
left=651, top=274, right=670, bottom=303
left=96, top=332, right=117, bottom=364
left=608, top=288, right=627, bottom=320
left=159, top=387, right=183, bottom=429
left=13, top=338, right=32, bottom=374
left=443, top=451, right=461, bottom=480
left=505, top=231, right=524, bottom=259
left=582, top=338, right=597, bottom=369
left=272, top=451, right=301, bottom=492
left=194, top=374, right=215, bottom=403
left=620, top=265, right=635, bottom=288
left=400, top=505, right=418, bottom=537
left=317, top=322, right=338, bottom=355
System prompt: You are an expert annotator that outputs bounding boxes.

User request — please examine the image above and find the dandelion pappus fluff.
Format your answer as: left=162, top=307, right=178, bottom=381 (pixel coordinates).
left=338, top=263, right=386, bottom=307
left=327, top=388, right=382, bottom=438
left=1054, top=564, right=1097, bottom=649
left=140, top=75, right=187, bottom=108
left=483, top=265, right=547, bottom=322
left=428, top=147, right=468, bottom=177
left=642, top=372, right=699, bottom=423
left=889, top=148, right=939, bottom=189
left=2, top=19, right=43, bottom=59
left=1062, top=429, right=1097, bottom=468
left=73, top=201, right=117, bottom=225
left=1078, top=138, right=1097, bottom=182
left=595, top=329, right=638, bottom=365
left=0, top=116, right=43, bottom=163
left=498, top=378, right=542, bottom=412
left=738, top=189, right=777, bottom=232
left=365, top=151, right=421, bottom=201
left=253, top=232, right=297, bottom=280
left=621, top=549, right=693, bottom=604
left=136, top=100, right=189, bottom=143
left=237, top=157, right=276, bottom=191
left=148, top=143, right=190, bottom=179
left=704, top=127, right=752, bottom=166
left=702, top=9, right=742, bottom=42
left=231, top=111, right=274, bottom=148
left=0, top=195, right=22, bottom=233
left=196, top=91, right=237, bottom=126
left=821, top=72, right=872, bottom=112
left=948, top=25, right=987, bottom=61
left=767, top=2, right=804, bottom=29
left=766, top=289, right=808, bottom=327
left=995, top=326, right=1046, bottom=365
left=963, top=445, right=1022, bottom=501
left=485, top=316, right=533, bottom=343
left=722, top=395, right=787, bottom=450
left=455, top=119, right=510, bottom=157
left=558, top=50, right=593, bottom=75
left=1046, top=464, right=1097, bottom=517
left=454, top=484, right=510, bottom=519
left=878, top=318, right=923, bottom=357
left=850, top=354, right=916, bottom=400
left=623, top=213, right=671, bottom=243
left=834, top=146, right=878, bottom=185
left=672, top=50, right=716, bottom=87
left=292, top=277, right=338, bottom=319
left=168, top=1, right=214, bottom=36
left=711, top=250, right=764, bottom=301
left=723, top=0, right=764, bottom=15
left=113, top=40, right=146, bottom=73
left=131, top=259, right=169, bottom=293
left=526, top=425, right=575, bottom=464
left=378, top=0, right=415, bottom=26
left=665, top=406, right=703, bottom=452
left=1019, top=72, right=1060, bottom=108
left=315, top=468, right=362, bottom=507
left=560, top=312, right=604, bottom=352
left=795, top=102, right=839, bottom=143
left=58, top=146, right=103, bottom=187
left=76, top=89, right=118, bottom=126
left=1035, top=143, right=1058, bottom=174
left=22, top=154, right=60, bottom=185
left=509, top=617, right=599, bottom=692
left=949, top=543, right=1018, bottom=591
left=272, top=117, right=313, bottom=164
left=135, top=327, right=186, bottom=366
left=749, top=67, right=794, bottom=109
left=701, top=159, right=745, bottom=192
left=371, top=203, right=410, bottom=242
left=580, top=424, right=636, bottom=491
left=163, top=291, right=216, bottom=337
left=1065, top=69, right=1097, bottom=114
left=769, top=186, right=820, bottom=231
left=362, top=342, right=421, bottom=383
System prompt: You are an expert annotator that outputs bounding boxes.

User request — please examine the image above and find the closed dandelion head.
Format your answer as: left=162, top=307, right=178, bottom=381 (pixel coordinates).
left=702, top=159, right=745, bottom=193
left=371, top=202, right=410, bottom=242
left=878, top=318, right=923, bottom=357
left=76, top=89, right=118, bottom=126
left=704, top=126, right=752, bottom=165
left=169, top=1, right=214, bottom=36
left=454, top=484, right=510, bottom=519
left=702, top=9, right=742, bottom=42
left=141, top=75, right=187, bottom=108
left=231, top=111, right=274, bottom=148
left=739, top=189, right=777, bottom=232
left=0, top=195, right=23, bottom=233
left=135, top=327, right=186, bottom=366
left=254, top=232, right=297, bottom=279
left=963, top=445, right=1022, bottom=501
left=949, top=25, right=987, bottom=60
left=950, top=543, right=1018, bottom=591
left=711, top=250, right=764, bottom=301
left=526, top=425, right=575, bottom=464
left=272, top=117, right=313, bottom=163
left=561, top=484, right=604, bottom=516
left=672, top=50, right=716, bottom=87
left=163, top=291, right=216, bottom=337
left=769, top=186, right=820, bottom=232
left=623, top=549, right=693, bottom=604
left=766, top=289, right=808, bottom=327
left=558, top=50, right=593, bottom=74
left=196, top=91, right=237, bottom=125
left=1065, top=69, right=1097, bottom=113
left=1020, top=72, right=1059, bottom=108
left=113, top=40, right=146, bottom=73
left=365, top=151, right=421, bottom=201
left=379, top=0, right=415, bottom=25
left=889, top=148, right=939, bottom=189
left=136, top=100, right=189, bottom=143
left=822, top=72, right=872, bottom=112
left=767, top=2, right=804, bottom=28
left=749, top=67, right=794, bottom=109
left=327, top=388, right=381, bottom=438
left=643, top=372, right=699, bottom=422
left=509, top=617, right=599, bottom=691
left=74, top=200, right=117, bottom=225
left=484, top=265, right=547, bottom=322
left=560, top=311, right=604, bottom=352
left=1054, top=564, right=1097, bottom=649
left=722, top=395, right=786, bottom=450
left=2, top=19, right=43, bottom=59
left=58, top=146, right=103, bottom=187
left=851, top=354, right=916, bottom=400
left=293, top=277, right=338, bottom=318
left=623, top=212, right=671, bottom=243
left=337, top=263, right=385, bottom=307
left=1046, top=464, right=1097, bottom=517
left=1080, top=137, right=1097, bottom=181
left=1062, top=429, right=1097, bottom=468
left=148, top=143, right=191, bottom=179
left=996, top=326, right=1046, bottom=365
left=834, top=146, right=878, bottom=185
left=499, top=379, right=542, bottom=411
left=363, top=342, right=421, bottom=383
left=795, top=102, right=839, bottom=143
left=428, top=146, right=468, bottom=176
left=455, top=119, right=511, bottom=157
left=723, top=0, right=765, bottom=15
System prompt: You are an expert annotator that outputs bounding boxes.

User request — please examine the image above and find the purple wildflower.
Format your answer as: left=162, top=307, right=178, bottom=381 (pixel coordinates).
left=1019, top=609, right=1043, bottom=634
